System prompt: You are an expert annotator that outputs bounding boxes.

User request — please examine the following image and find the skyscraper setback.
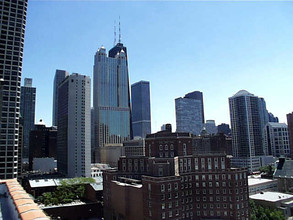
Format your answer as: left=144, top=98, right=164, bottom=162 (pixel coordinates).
left=131, top=81, right=151, bottom=138
left=20, top=78, right=36, bottom=159
left=0, top=0, right=28, bottom=179
left=93, top=43, right=132, bottom=162
left=229, top=90, right=269, bottom=172
left=57, top=73, right=91, bottom=177
left=52, top=69, right=69, bottom=126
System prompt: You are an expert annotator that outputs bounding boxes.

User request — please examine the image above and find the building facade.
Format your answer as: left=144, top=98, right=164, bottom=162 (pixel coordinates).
left=103, top=140, right=250, bottom=220
left=28, top=120, right=57, bottom=170
left=57, top=74, right=91, bottom=177
left=229, top=90, right=269, bottom=172
left=175, top=92, right=203, bottom=135
left=286, top=112, right=293, bottom=159
left=52, top=69, right=68, bottom=126
left=131, top=80, right=151, bottom=138
left=20, top=78, right=36, bottom=159
left=217, top=123, right=231, bottom=135
left=0, top=0, right=28, bottom=179
left=264, top=122, right=290, bottom=158
left=93, top=44, right=132, bottom=163
left=204, top=120, right=217, bottom=135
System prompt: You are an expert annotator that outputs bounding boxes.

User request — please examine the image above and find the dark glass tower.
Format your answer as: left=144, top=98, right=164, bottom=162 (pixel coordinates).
left=131, top=81, right=151, bottom=138
left=0, top=0, right=28, bottom=179
left=184, top=91, right=205, bottom=123
left=20, top=78, right=36, bottom=159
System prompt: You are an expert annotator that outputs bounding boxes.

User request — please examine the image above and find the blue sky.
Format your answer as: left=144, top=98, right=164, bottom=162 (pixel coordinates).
left=22, top=1, right=293, bottom=132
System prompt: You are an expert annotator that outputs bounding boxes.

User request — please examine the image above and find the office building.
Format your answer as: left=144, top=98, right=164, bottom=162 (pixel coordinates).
left=229, top=90, right=269, bottom=172
left=0, top=78, right=3, bottom=128
left=93, top=44, right=131, bottom=162
left=57, top=74, right=91, bottom=177
left=175, top=92, right=203, bottom=135
left=287, top=112, right=293, bottom=159
left=268, top=112, right=279, bottom=123
left=217, top=123, right=231, bottom=135
left=264, top=122, right=290, bottom=158
left=204, top=119, right=217, bottom=134
left=20, top=78, right=36, bottom=159
left=184, top=91, right=204, bottom=123
left=0, top=0, right=28, bottom=179
left=131, top=80, right=151, bottom=138
left=103, top=131, right=250, bottom=220
left=28, top=119, right=57, bottom=170
left=52, top=69, right=68, bottom=126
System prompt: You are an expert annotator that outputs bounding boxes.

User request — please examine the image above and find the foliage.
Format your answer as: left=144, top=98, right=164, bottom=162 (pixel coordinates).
left=37, top=177, right=95, bottom=206
left=250, top=200, right=285, bottom=220
left=259, top=165, right=275, bottom=176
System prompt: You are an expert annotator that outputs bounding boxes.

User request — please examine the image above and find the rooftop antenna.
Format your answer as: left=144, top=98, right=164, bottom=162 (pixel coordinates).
left=119, top=16, right=121, bottom=43
left=114, top=20, right=117, bottom=46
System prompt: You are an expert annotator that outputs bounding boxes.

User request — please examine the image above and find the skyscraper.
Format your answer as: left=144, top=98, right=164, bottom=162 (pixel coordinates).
left=0, top=0, right=28, bottom=179
left=52, top=69, right=69, bottom=126
left=286, top=112, right=293, bottom=159
left=175, top=91, right=204, bottom=135
left=57, top=73, right=91, bottom=177
left=131, top=81, right=151, bottom=138
left=229, top=90, right=269, bottom=172
left=20, top=78, right=36, bottom=159
left=93, top=44, right=132, bottom=162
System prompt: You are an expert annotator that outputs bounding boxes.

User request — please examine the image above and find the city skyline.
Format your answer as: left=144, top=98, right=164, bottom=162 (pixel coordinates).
left=22, top=1, right=293, bottom=132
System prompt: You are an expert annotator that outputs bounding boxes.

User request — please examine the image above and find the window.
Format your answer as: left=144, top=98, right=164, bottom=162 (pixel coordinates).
left=162, top=203, right=165, bottom=210
left=161, top=184, right=165, bottom=192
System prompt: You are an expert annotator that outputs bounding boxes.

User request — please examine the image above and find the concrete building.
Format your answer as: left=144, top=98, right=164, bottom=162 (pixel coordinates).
left=229, top=90, right=269, bottom=173
left=274, top=158, right=293, bottom=193
left=175, top=91, right=204, bottom=135
left=287, top=112, right=293, bottom=159
left=122, top=138, right=145, bottom=157
left=248, top=175, right=278, bottom=195
left=93, top=44, right=131, bottom=163
left=20, top=78, right=36, bottom=159
left=28, top=119, right=57, bottom=171
left=264, top=122, right=290, bottom=158
left=52, top=69, right=69, bottom=126
left=131, top=81, right=151, bottom=138
left=0, top=0, right=28, bottom=179
left=57, top=74, right=91, bottom=177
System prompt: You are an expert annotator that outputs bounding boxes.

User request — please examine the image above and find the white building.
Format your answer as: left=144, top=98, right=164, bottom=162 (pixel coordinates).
left=264, top=122, right=290, bottom=157
left=248, top=175, right=278, bottom=195
left=57, top=74, right=91, bottom=177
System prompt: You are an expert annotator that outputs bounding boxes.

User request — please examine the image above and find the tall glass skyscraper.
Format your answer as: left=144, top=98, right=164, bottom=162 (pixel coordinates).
left=93, top=43, right=131, bottom=162
left=131, top=81, right=151, bottom=138
left=229, top=90, right=269, bottom=172
left=0, top=0, right=28, bottom=179
left=175, top=91, right=204, bottom=135
left=52, top=69, right=69, bottom=126
left=20, top=78, right=36, bottom=159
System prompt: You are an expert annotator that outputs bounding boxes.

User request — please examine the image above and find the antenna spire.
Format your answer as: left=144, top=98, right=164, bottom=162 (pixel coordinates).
left=114, top=20, right=116, bottom=46
left=119, top=16, right=121, bottom=43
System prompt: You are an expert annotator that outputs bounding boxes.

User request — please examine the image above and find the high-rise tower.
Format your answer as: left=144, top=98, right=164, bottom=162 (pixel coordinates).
left=0, top=0, right=28, bottom=179
left=52, top=69, right=69, bottom=126
left=131, top=81, right=151, bottom=138
left=20, top=78, right=36, bottom=159
left=175, top=91, right=204, bottom=135
left=57, top=73, right=91, bottom=177
left=229, top=90, right=269, bottom=172
left=93, top=43, right=131, bottom=162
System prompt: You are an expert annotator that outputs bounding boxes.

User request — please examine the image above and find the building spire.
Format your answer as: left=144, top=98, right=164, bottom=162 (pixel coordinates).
left=119, top=16, right=121, bottom=43
left=114, top=20, right=116, bottom=46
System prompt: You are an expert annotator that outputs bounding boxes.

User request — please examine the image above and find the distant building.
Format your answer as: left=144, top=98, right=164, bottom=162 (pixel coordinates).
left=264, top=122, right=290, bottom=157
left=0, top=78, right=3, bottom=128
left=248, top=175, right=278, bottom=195
left=100, top=144, right=123, bottom=167
left=268, top=112, right=279, bottom=123
left=122, top=138, right=145, bottom=157
left=93, top=44, right=132, bottom=163
left=287, top=112, right=293, bottom=159
left=175, top=91, right=204, bottom=135
left=204, top=120, right=217, bottom=134
left=161, top=123, right=172, bottom=132
left=29, top=120, right=57, bottom=171
left=131, top=81, right=151, bottom=138
left=52, top=69, right=69, bottom=126
left=20, top=78, right=36, bottom=159
left=184, top=91, right=205, bottom=123
left=229, top=90, right=269, bottom=172
left=217, top=123, right=231, bottom=135
left=274, top=158, right=293, bottom=193
left=57, top=74, right=91, bottom=177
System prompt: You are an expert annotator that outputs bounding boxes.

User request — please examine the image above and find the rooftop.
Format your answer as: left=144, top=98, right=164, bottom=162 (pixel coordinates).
left=250, top=191, right=293, bottom=202
left=248, top=175, right=277, bottom=186
left=231, top=90, right=254, bottom=98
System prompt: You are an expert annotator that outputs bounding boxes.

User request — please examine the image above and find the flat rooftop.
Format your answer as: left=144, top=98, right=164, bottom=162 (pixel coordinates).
left=248, top=175, right=277, bottom=186
left=250, top=191, right=293, bottom=202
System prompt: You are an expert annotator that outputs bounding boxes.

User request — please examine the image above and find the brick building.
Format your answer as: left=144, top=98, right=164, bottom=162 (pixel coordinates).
left=103, top=131, right=250, bottom=220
